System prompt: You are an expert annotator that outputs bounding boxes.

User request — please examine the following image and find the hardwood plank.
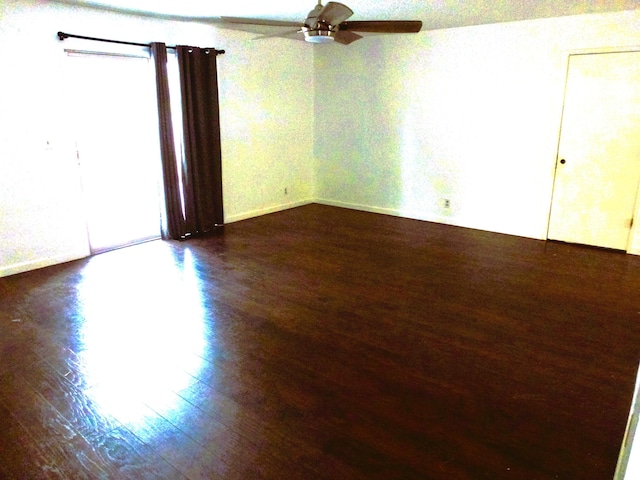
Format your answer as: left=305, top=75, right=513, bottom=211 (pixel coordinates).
left=0, top=371, right=118, bottom=479
left=119, top=402, right=226, bottom=480
left=176, top=379, right=365, bottom=479
left=90, top=426, right=187, bottom=479
left=15, top=359, right=121, bottom=443
left=0, top=401, right=67, bottom=479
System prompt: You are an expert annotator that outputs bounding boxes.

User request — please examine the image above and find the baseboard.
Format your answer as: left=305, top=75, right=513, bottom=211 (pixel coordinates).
left=314, top=198, right=403, bottom=218
left=0, top=251, right=88, bottom=278
left=314, top=198, right=461, bottom=226
left=314, top=198, right=555, bottom=242
left=225, top=199, right=315, bottom=224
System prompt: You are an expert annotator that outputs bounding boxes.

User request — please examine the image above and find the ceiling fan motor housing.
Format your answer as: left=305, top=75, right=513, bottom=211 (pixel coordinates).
left=302, top=21, right=337, bottom=43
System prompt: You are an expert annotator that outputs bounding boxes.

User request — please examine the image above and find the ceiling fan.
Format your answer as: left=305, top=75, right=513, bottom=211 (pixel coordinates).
left=220, top=1, right=423, bottom=45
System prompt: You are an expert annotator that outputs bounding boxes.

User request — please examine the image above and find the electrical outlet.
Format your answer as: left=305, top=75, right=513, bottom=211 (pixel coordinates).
left=444, top=199, right=450, bottom=209
left=284, top=187, right=288, bottom=195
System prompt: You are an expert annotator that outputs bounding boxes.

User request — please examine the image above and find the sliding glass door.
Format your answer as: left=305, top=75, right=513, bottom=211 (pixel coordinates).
left=66, top=51, right=162, bottom=254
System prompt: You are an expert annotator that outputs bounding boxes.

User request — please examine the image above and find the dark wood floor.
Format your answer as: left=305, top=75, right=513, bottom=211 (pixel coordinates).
left=1, top=204, right=640, bottom=479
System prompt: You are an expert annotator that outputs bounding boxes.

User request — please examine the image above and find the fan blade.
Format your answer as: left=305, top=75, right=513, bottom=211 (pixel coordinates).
left=318, top=2, right=353, bottom=26
left=334, top=30, right=362, bottom=45
left=339, top=20, right=422, bottom=33
left=220, top=16, right=303, bottom=28
left=253, top=29, right=303, bottom=41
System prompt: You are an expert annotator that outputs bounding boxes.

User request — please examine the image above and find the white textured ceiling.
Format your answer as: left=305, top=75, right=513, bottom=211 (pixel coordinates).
left=59, top=0, right=640, bottom=30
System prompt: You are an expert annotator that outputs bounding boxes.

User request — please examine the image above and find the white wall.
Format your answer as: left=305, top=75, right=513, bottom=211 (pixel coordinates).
left=314, top=9, right=640, bottom=241
left=0, top=0, right=315, bottom=277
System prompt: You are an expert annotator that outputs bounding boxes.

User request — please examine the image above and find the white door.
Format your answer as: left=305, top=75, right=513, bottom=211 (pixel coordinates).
left=66, top=52, right=162, bottom=254
left=548, top=51, right=640, bottom=250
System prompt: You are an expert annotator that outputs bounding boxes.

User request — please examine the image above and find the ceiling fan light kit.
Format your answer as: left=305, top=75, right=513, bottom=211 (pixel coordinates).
left=302, top=26, right=336, bottom=43
left=220, top=1, right=422, bottom=46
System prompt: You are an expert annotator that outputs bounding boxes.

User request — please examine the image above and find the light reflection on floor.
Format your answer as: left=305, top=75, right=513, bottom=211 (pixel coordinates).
left=76, top=243, right=208, bottom=427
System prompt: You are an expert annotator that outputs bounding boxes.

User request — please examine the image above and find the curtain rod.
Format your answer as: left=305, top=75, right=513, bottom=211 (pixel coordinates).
left=57, top=32, right=225, bottom=55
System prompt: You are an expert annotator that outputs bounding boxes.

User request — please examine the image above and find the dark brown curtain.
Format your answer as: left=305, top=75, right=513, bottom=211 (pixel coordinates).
left=177, top=46, right=224, bottom=236
left=151, top=42, right=183, bottom=239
